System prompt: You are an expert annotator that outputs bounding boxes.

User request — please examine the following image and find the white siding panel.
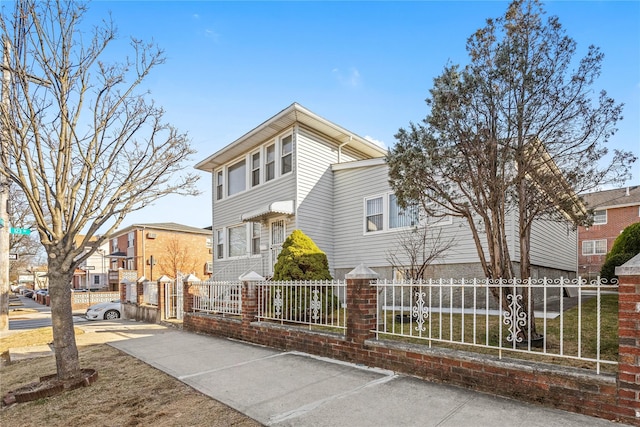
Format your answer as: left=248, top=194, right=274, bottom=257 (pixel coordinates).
left=213, top=174, right=296, bottom=228
left=530, top=217, right=577, bottom=272
left=296, top=129, right=337, bottom=267
left=333, top=164, right=482, bottom=271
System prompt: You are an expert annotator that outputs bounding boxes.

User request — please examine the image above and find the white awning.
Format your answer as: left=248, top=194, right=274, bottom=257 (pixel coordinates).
left=240, top=200, right=295, bottom=222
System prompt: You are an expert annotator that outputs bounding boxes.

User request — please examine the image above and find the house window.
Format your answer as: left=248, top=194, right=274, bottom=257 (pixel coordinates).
left=251, top=222, right=261, bottom=255
left=111, top=238, right=118, bottom=253
left=265, top=144, right=275, bottom=181
left=93, top=275, right=101, bottom=285
left=251, top=151, right=261, bottom=187
left=281, top=135, right=293, bottom=175
left=127, top=232, right=134, bottom=248
left=389, top=194, right=419, bottom=229
left=216, top=170, right=224, bottom=200
left=228, top=224, right=247, bottom=257
left=216, top=229, right=224, bottom=259
left=227, top=159, right=246, bottom=196
left=205, top=237, right=212, bottom=248
left=592, top=209, right=607, bottom=225
left=582, top=239, right=607, bottom=255
left=365, top=196, right=384, bottom=232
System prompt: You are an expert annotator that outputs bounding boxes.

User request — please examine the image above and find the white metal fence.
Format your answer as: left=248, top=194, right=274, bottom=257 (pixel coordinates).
left=256, top=280, right=347, bottom=332
left=374, top=277, right=618, bottom=373
left=143, top=281, right=158, bottom=306
left=191, top=281, right=242, bottom=315
left=164, top=278, right=183, bottom=320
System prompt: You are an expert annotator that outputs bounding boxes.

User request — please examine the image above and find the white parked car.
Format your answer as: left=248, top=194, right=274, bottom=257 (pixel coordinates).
left=85, top=300, right=122, bottom=320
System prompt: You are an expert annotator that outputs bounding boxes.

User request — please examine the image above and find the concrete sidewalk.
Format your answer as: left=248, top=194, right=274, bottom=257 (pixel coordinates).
left=106, top=325, right=623, bottom=427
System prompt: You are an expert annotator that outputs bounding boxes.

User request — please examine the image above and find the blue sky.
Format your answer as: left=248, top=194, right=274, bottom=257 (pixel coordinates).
left=83, top=1, right=639, bottom=229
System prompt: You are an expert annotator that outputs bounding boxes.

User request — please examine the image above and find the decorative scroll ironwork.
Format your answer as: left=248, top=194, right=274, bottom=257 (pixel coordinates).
left=273, top=288, right=283, bottom=317
left=310, top=289, right=321, bottom=321
left=503, top=293, right=527, bottom=343
left=412, top=290, right=429, bottom=332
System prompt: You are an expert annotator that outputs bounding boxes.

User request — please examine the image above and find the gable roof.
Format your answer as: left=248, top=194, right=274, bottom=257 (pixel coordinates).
left=194, top=103, right=387, bottom=171
left=581, top=185, right=640, bottom=210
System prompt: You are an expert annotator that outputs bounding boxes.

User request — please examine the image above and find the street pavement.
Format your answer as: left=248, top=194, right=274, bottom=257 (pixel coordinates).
left=4, top=295, right=630, bottom=427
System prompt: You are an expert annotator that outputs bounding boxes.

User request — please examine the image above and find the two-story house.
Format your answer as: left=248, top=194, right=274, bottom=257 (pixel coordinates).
left=71, top=235, right=110, bottom=290
left=196, top=103, right=579, bottom=281
left=578, top=186, right=640, bottom=279
left=106, top=222, right=213, bottom=289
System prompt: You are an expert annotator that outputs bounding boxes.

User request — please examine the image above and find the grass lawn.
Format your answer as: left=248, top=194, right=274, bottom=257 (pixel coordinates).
left=377, top=294, right=618, bottom=373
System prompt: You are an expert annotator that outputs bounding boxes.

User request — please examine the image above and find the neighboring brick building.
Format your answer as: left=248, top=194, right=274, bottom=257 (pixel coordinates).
left=107, top=222, right=213, bottom=289
left=578, top=185, right=640, bottom=279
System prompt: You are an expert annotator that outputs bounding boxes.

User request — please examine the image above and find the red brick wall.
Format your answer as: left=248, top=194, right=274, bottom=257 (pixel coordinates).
left=578, top=206, right=640, bottom=278
left=181, top=276, right=640, bottom=426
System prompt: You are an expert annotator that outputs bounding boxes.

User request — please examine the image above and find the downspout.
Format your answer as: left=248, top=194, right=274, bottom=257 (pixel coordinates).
left=337, top=136, right=353, bottom=164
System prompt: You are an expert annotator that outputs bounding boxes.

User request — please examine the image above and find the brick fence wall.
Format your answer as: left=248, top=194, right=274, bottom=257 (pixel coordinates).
left=121, top=261, right=640, bottom=425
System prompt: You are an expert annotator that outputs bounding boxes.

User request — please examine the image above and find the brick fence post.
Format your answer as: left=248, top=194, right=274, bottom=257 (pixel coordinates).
left=240, top=271, right=264, bottom=338
left=615, top=254, right=640, bottom=425
left=119, top=279, right=130, bottom=303
left=346, top=264, right=379, bottom=345
left=157, top=275, right=171, bottom=322
left=136, top=276, right=146, bottom=305
left=182, top=274, right=200, bottom=316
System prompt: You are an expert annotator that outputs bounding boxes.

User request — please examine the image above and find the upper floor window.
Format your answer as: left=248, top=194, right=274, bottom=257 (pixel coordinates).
left=592, top=209, right=607, bottom=225
left=265, top=144, right=275, bottom=182
left=582, top=239, right=607, bottom=255
left=216, top=170, right=223, bottom=201
left=227, top=159, right=246, bottom=196
left=111, top=238, right=118, bottom=252
left=127, top=232, right=134, bottom=248
left=251, top=151, right=261, bottom=187
left=281, top=135, right=293, bottom=175
left=205, top=237, right=212, bottom=248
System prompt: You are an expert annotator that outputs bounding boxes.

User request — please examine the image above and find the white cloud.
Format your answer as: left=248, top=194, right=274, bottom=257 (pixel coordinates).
left=365, top=135, right=386, bottom=148
left=332, top=67, right=362, bottom=88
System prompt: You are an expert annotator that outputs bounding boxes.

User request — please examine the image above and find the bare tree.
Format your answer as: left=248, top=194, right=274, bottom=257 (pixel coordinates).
left=386, top=223, right=455, bottom=281
left=0, top=1, right=199, bottom=381
left=8, top=185, right=45, bottom=280
left=157, top=236, right=200, bottom=280
left=387, top=0, right=635, bottom=341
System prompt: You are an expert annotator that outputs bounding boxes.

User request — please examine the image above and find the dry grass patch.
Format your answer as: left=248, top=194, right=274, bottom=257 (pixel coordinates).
left=1, top=332, right=262, bottom=426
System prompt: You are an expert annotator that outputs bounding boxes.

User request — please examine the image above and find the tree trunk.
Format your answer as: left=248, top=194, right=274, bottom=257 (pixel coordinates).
left=48, top=259, right=81, bottom=380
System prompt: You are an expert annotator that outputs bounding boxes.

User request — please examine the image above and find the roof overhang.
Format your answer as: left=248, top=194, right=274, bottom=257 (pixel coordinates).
left=106, top=251, right=127, bottom=259
left=194, top=103, right=387, bottom=172
left=240, top=200, right=294, bottom=222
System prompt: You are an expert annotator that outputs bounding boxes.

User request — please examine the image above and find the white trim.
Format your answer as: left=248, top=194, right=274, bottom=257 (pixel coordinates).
left=332, top=157, right=386, bottom=171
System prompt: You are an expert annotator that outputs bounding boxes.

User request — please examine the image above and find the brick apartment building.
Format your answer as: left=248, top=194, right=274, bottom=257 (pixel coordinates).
left=107, top=222, right=213, bottom=289
left=578, top=185, right=640, bottom=279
